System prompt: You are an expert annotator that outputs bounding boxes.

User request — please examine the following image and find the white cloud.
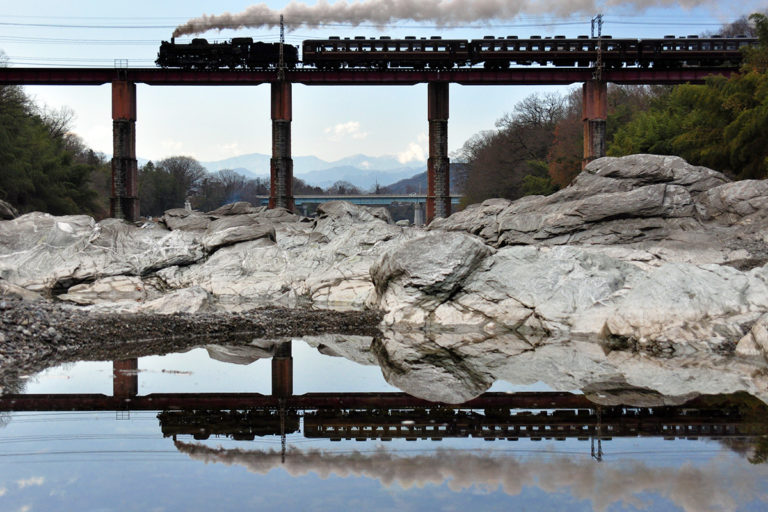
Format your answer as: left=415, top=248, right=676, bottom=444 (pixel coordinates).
left=160, top=139, right=186, bottom=154
left=0, top=486, right=6, bottom=496
left=16, top=477, right=44, bottom=489
left=397, top=133, right=428, bottom=164
left=324, top=121, right=368, bottom=142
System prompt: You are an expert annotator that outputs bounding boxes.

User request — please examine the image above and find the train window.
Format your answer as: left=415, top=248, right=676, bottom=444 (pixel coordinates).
left=425, top=45, right=434, bottom=51
left=438, top=45, right=446, bottom=51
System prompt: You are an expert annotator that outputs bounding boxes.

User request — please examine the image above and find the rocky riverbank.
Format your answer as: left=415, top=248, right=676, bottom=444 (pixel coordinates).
left=2, top=154, right=768, bottom=402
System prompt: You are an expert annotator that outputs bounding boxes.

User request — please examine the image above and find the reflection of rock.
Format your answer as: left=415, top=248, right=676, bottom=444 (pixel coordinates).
left=300, top=334, right=377, bottom=366
left=205, top=339, right=282, bottom=365
left=369, top=328, right=768, bottom=405
left=372, top=329, right=529, bottom=403
left=581, top=382, right=698, bottom=407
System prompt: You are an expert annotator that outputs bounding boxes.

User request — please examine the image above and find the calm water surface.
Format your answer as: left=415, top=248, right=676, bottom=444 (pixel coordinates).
left=1, top=338, right=767, bottom=511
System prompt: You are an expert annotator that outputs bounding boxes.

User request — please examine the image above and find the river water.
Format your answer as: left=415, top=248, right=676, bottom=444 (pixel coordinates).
left=1, top=337, right=767, bottom=511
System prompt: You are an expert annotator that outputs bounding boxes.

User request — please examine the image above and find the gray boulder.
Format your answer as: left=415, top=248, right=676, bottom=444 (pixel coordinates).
left=0, top=200, right=19, bottom=220
left=0, top=213, right=204, bottom=293
left=429, top=154, right=765, bottom=256
left=201, top=215, right=276, bottom=252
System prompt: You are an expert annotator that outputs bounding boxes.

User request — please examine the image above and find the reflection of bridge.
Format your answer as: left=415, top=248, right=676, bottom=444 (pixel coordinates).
left=2, top=342, right=766, bottom=449
left=0, top=65, right=742, bottom=222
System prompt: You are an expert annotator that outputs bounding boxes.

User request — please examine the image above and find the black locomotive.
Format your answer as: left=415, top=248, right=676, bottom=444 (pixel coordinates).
left=156, top=37, right=299, bottom=70
left=156, top=35, right=756, bottom=70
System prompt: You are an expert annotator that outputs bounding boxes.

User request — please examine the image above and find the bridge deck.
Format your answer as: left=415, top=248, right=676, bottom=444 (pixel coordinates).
left=0, top=67, right=737, bottom=86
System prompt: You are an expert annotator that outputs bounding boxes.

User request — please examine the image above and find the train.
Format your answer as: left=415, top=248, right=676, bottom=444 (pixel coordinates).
left=155, top=35, right=757, bottom=70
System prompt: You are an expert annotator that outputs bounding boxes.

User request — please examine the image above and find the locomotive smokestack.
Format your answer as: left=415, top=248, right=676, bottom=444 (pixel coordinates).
left=172, top=0, right=725, bottom=37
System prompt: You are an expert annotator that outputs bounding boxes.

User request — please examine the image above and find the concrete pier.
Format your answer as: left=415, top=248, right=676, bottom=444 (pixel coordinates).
left=269, top=81, right=294, bottom=210
left=427, top=82, right=450, bottom=223
left=110, top=81, right=139, bottom=221
left=582, top=80, right=607, bottom=168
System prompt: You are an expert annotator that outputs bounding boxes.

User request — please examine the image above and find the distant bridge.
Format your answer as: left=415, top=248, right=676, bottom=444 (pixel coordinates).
left=254, top=194, right=462, bottom=207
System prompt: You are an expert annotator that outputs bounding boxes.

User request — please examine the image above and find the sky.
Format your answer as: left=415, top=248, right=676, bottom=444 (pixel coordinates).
left=0, top=0, right=763, bottom=167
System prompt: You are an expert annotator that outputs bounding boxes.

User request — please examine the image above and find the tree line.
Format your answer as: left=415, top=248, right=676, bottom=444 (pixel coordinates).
left=137, top=157, right=379, bottom=218
left=0, top=53, right=112, bottom=217
left=459, top=13, right=768, bottom=206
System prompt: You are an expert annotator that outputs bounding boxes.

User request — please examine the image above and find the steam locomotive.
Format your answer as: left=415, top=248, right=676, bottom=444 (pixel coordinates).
left=156, top=35, right=756, bottom=70
left=156, top=37, right=299, bottom=70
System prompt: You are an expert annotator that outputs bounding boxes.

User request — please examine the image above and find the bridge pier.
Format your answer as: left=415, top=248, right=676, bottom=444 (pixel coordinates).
left=269, top=81, right=294, bottom=211
left=427, top=82, right=450, bottom=223
left=271, top=342, right=293, bottom=397
left=582, top=80, right=607, bottom=168
left=111, top=81, right=139, bottom=221
left=113, top=359, right=139, bottom=399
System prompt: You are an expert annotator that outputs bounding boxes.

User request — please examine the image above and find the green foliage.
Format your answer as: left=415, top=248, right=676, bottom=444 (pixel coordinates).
left=0, top=83, right=101, bottom=216
left=609, top=69, right=768, bottom=179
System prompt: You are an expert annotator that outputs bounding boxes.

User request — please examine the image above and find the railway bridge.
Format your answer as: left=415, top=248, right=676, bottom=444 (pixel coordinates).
left=0, top=65, right=740, bottom=222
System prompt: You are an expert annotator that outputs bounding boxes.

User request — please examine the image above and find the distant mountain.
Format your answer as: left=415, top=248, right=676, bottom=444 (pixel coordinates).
left=199, top=152, right=427, bottom=191
left=383, top=163, right=467, bottom=195
left=296, top=166, right=425, bottom=190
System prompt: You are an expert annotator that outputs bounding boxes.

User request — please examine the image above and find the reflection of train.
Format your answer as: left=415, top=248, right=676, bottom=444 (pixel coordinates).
left=156, top=35, right=757, bottom=70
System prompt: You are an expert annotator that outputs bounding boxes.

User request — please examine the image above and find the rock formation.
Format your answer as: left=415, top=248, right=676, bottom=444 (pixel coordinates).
left=2, top=154, right=768, bottom=398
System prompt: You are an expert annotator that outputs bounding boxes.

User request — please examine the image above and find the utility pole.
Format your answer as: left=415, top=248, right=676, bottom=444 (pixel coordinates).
left=278, top=14, right=285, bottom=81
left=591, top=13, right=603, bottom=81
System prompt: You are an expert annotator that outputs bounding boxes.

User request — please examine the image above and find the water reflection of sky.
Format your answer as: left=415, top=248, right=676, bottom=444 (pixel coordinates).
left=2, top=338, right=767, bottom=511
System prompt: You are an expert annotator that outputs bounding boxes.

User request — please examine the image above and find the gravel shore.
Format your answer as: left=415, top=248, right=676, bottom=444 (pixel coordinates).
left=0, top=297, right=382, bottom=394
